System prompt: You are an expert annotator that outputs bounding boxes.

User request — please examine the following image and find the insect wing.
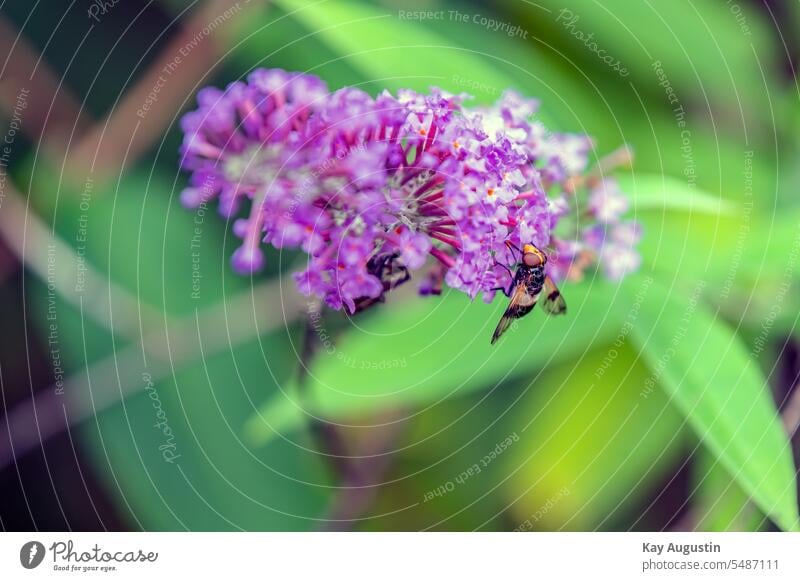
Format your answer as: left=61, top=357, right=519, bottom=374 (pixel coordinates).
left=491, top=273, right=538, bottom=344
left=540, top=276, right=567, bottom=315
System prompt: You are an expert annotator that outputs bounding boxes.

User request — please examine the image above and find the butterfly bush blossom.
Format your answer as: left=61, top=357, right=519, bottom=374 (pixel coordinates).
left=179, top=68, right=640, bottom=313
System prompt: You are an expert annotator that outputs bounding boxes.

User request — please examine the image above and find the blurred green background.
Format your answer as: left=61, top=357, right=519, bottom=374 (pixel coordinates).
left=1, top=0, right=799, bottom=531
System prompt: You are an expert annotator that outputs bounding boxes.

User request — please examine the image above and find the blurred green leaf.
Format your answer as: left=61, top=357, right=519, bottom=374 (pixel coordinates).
left=631, top=183, right=741, bottom=286
left=720, top=211, right=800, bottom=333
left=245, top=280, right=631, bottom=445
left=503, top=343, right=686, bottom=530
left=520, top=0, right=777, bottom=126
left=27, top=165, right=251, bottom=316
left=358, top=394, right=530, bottom=531
left=80, top=336, right=330, bottom=530
left=28, top=169, right=329, bottom=530
left=691, top=449, right=765, bottom=531
left=627, top=276, right=800, bottom=531
left=273, top=0, right=521, bottom=104
left=622, top=173, right=800, bottom=325
left=622, top=173, right=737, bottom=215
left=226, top=2, right=365, bottom=90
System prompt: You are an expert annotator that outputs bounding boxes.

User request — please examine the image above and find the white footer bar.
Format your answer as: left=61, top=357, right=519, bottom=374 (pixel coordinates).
left=1, top=532, right=799, bottom=580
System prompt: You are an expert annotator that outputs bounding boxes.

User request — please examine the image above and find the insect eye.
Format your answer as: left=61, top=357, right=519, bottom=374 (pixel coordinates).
left=523, top=252, right=543, bottom=267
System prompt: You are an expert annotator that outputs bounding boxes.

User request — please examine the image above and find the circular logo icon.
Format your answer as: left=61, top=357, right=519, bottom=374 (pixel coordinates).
left=19, top=541, right=45, bottom=569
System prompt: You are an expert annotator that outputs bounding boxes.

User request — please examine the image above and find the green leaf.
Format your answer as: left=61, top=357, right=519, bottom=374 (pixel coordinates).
left=630, top=180, right=742, bottom=285
left=520, top=0, right=778, bottom=127
left=627, top=276, right=800, bottom=531
left=717, top=211, right=800, bottom=333
left=503, top=343, right=686, bottom=530
left=78, top=336, right=330, bottom=530
left=273, top=0, right=518, bottom=103
left=626, top=179, right=800, bottom=332
left=691, top=449, right=765, bottom=531
left=226, top=2, right=366, bottom=91
left=26, top=169, right=330, bottom=530
left=358, top=394, right=536, bottom=531
left=621, top=173, right=737, bottom=215
left=245, top=280, right=630, bottom=445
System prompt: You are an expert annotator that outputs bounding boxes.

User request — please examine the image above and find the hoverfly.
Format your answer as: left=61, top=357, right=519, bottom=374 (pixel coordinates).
left=491, top=242, right=567, bottom=344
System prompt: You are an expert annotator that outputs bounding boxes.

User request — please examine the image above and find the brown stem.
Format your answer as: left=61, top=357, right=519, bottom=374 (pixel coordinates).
left=0, top=16, right=90, bottom=153
left=65, top=0, right=264, bottom=181
left=297, top=304, right=405, bottom=530
left=564, top=145, right=634, bottom=193
left=317, top=412, right=407, bottom=531
left=297, top=303, right=356, bottom=483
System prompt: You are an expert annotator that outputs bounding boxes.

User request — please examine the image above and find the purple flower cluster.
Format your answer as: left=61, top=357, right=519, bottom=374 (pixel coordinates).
left=179, top=69, right=640, bottom=312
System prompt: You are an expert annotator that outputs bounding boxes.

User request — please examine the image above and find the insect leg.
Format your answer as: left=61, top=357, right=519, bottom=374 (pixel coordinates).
left=504, top=239, right=522, bottom=261
left=494, top=259, right=515, bottom=280
left=502, top=240, right=524, bottom=271
left=489, top=284, right=513, bottom=298
left=492, top=257, right=516, bottom=295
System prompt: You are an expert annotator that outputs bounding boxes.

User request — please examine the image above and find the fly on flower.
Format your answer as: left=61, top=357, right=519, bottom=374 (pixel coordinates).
left=178, top=69, right=641, bottom=318
left=491, top=242, right=566, bottom=345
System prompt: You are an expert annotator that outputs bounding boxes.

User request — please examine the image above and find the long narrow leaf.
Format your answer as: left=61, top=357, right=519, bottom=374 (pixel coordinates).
left=627, top=276, right=799, bottom=531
